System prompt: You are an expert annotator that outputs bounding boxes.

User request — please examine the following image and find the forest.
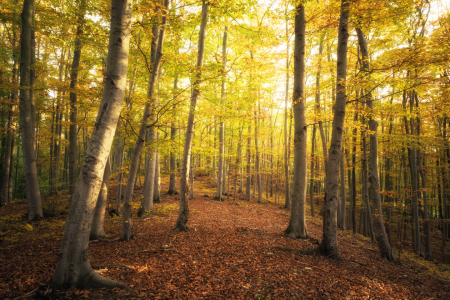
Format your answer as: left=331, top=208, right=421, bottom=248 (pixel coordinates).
left=1, top=0, right=450, bottom=298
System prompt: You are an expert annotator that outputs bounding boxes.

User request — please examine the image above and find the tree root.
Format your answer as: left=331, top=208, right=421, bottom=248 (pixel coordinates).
left=81, top=271, right=130, bottom=291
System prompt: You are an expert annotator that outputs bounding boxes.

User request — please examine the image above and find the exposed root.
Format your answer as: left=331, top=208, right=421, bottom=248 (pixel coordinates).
left=89, top=232, right=109, bottom=241
left=119, top=234, right=135, bottom=242
left=173, top=222, right=189, bottom=232
left=82, top=271, right=130, bottom=290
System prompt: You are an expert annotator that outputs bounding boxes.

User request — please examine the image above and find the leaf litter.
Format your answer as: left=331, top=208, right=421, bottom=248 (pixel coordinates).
left=0, top=176, right=449, bottom=299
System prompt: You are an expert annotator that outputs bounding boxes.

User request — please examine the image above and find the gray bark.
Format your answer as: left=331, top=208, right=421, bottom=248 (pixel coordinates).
left=121, top=1, right=168, bottom=240
left=153, top=132, right=161, bottom=203
left=51, top=0, right=132, bottom=289
left=316, top=0, right=350, bottom=260
left=356, top=28, right=393, bottom=260
left=90, top=158, right=111, bottom=240
left=215, top=26, right=227, bottom=201
left=69, top=0, right=87, bottom=196
left=167, top=76, right=178, bottom=195
left=174, top=0, right=208, bottom=232
left=284, top=3, right=291, bottom=209
left=142, top=5, right=161, bottom=212
left=285, top=4, right=308, bottom=239
left=19, top=0, right=43, bottom=220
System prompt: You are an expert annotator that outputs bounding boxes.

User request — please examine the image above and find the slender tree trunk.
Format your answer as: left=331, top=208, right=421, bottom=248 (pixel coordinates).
left=310, top=125, right=316, bottom=218
left=51, top=0, right=132, bottom=289
left=1, top=51, right=18, bottom=205
left=284, top=2, right=291, bottom=209
left=167, top=77, right=178, bottom=195
left=314, top=0, right=350, bottom=260
left=215, top=26, right=227, bottom=201
left=285, top=4, right=308, bottom=239
left=153, top=132, right=161, bottom=203
left=246, top=125, right=251, bottom=200
left=174, top=1, right=208, bottom=232
left=255, top=103, right=262, bottom=204
left=120, top=1, right=168, bottom=240
left=338, top=150, right=346, bottom=229
left=19, top=0, right=43, bottom=220
left=68, top=0, right=87, bottom=197
left=357, top=28, right=393, bottom=260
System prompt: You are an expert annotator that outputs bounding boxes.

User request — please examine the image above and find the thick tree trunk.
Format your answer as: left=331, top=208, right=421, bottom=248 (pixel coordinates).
left=121, top=1, right=168, bottom=240
left=51, top=0, right=132, bottom=289
left=69, top=0, right=87, bottom=197
left=315, top=0, right=350, bottom=260
left=357, top=28, right=393, bottom=260
left=174, top=1, right=208, bottom=232
left=285, top=4, right=308, bottom=239
left=90, top=158, right=111, bottom=240
left=19, top=0, right=43, bottom=220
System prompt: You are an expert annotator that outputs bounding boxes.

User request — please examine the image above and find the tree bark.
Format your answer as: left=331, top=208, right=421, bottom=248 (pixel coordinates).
left=90, top=158, right=111, bottom=240
left=174, top=0, right=208, bottom=232
left=314, top=0, right=350, bottom=260
left=19, top=0, right=43, bottom=220
left=284, top=2, right=291, bottom=210
left=120, top=0, right=168, bottom=240
left=51, top=0, right=132, bottom=289
left=356, top=28, right=393, bottom=260
left=167, top=76, right=178, bottom=195
left=69, top=0, right=87, bottom=197
left=215, top=26, right=227, bottom=201
left=285, top=4, right=309, bottom=239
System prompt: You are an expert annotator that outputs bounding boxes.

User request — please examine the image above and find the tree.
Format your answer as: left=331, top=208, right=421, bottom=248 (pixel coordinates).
left=285, top=3, right=308, bottom=239
left=120, top=0, right=169, bottom=241
left=19, top=0, right=43, bottom=221
left=311, top=0, right=351, bottom=260
left=51, top=0, right=133, bottom=289
left=68, top=0, right=87, bottom=196
left=356, top=27, right=394, bottom=261
left=174, top=0, right=209, bottom=232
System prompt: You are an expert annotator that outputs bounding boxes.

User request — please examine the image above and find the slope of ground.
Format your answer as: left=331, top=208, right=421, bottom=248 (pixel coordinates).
left=1, top=175, right=449, bottom=299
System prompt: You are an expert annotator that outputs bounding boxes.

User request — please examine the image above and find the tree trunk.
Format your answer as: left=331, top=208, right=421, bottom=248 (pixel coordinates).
left=90, top=157, right=111, bottom=240
left=315, top=0, right=350, bottom=260
left=338, top=150, right=346, bottom=229
left=356, top=28, right=394, bottom=260
left=120, top=1, right=168, bottom=240
left=174, top=0, right=208, bottom=232
left=215, top=26, right=227, bottom=201
left=284, top=2, right=291, bottom=210
left=153, top=132, right=161, bottom=203
left=310, top=124, right=316, bottom=218
left=19, top=0, right=43, bottom=220
left=285, top=4, right=308, bottom=239
left=69, top=0, right=87, bottom=197
left=246, top=125, right=251, bottom=201
left=51, top=0, right=132, bottom=289
left=1, top=50, right=18, bottom=205
left=167, top=77, right=178, bottom=195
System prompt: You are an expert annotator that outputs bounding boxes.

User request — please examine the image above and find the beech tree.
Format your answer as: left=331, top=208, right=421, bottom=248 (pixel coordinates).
left=51, top=0, right=133, bottom=289
left=19, top=0, right=43, bottom=221
left=174, top=0, right=209, bottom=232
left=285, top=3, right=308, bottom=239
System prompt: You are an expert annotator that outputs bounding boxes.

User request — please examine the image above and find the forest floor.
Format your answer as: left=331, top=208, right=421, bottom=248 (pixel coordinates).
left=1, top=175, right=450, bottom=299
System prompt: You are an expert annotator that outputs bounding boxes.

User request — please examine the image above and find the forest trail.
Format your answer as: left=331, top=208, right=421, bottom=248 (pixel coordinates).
left=1, top=176, right=449, bottom=299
